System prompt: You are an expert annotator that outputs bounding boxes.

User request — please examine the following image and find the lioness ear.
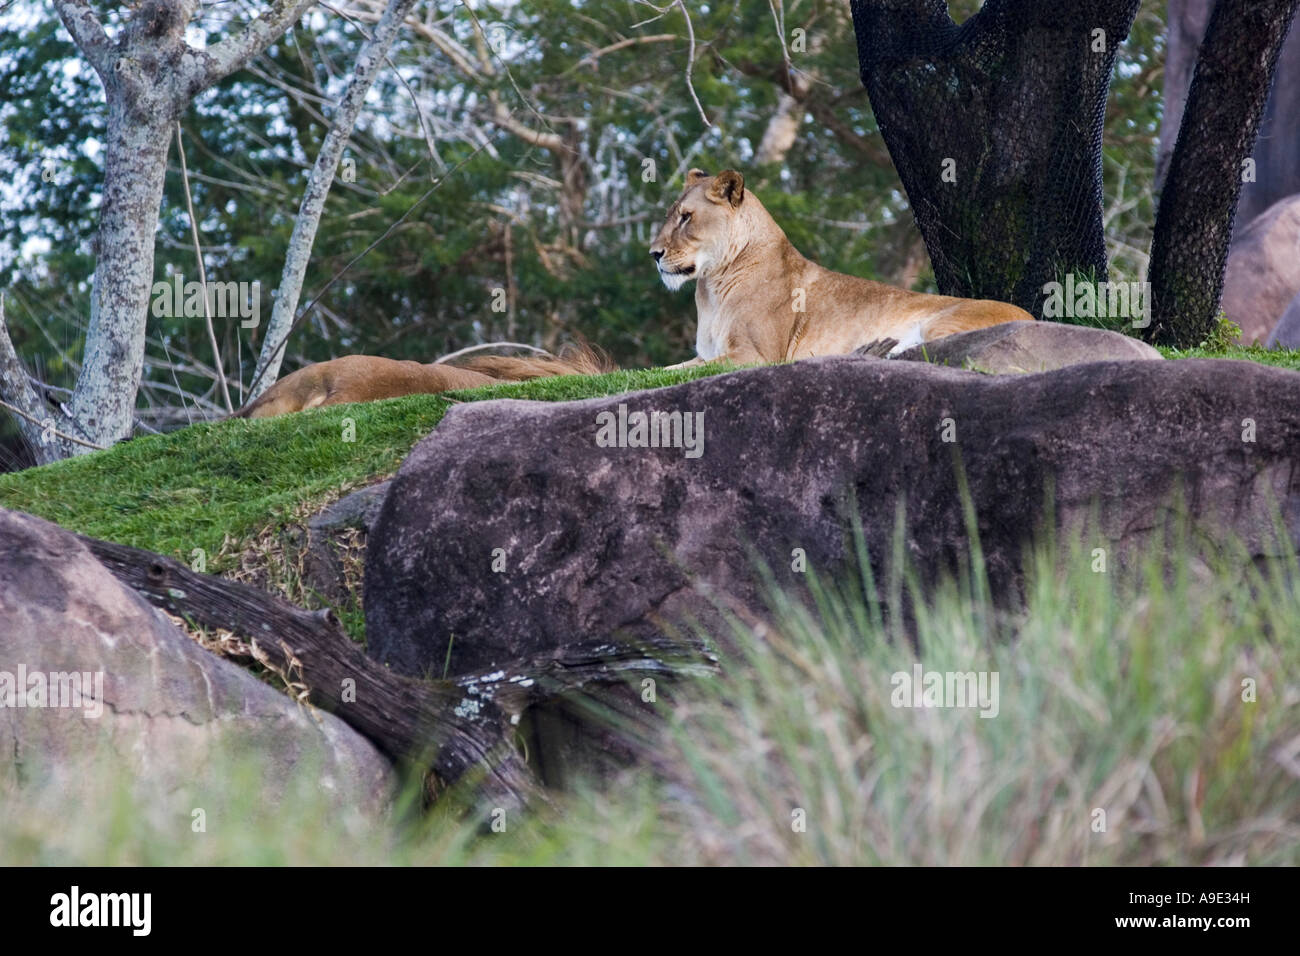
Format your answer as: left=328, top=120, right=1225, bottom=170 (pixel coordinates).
left=685, top=168, right=710, bottom=187
left=707, top=169, right=745, bottom=208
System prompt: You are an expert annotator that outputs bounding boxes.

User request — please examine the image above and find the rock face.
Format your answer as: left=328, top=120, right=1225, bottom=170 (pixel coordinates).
left=1265, top=291, right=1300, bottom=350
left=893, top=322, right=1162, bottom=373
left=1222, top=193, right=1300, bottom=344
left=0, top=508, right=393, bottom=814
left=365, top=356, right=1300, bottom=677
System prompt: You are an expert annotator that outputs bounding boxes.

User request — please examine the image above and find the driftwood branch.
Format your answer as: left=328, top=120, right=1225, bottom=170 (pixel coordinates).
left=79, top=533, right=715, bottom=810
left=81, top=532, right=534, bottom=807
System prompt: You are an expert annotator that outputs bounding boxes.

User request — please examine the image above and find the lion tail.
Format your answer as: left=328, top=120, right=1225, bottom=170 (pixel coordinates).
left=450, top=341, right=616, bottom=381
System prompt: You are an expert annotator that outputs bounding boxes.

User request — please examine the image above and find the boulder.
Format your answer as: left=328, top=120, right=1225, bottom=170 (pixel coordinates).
left=1265, top=290, right=1300, bottom=350
left=1222, top=193, right=1300, bottom=344
left=893, top=321, right=1162, bottom=373
left=301, top=479, right=391, bottom=605
left=365, top=356, right=1300, bottom=677
left=310, top=480, right=392, bottom=533
left=0, top=508, right=394, bottom=816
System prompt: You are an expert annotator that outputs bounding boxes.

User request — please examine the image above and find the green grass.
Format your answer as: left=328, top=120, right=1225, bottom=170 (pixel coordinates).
left=0, top=364, right=729, bottom=565
left=4, top=521, right=1295, bottom=865
left=1157, top=343, right=1300, bottom=370
left=653, top=522, right=1300, bottom=864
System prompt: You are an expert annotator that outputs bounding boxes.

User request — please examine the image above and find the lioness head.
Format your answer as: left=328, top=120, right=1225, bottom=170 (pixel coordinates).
left=649, top=168, right=745, bottom=290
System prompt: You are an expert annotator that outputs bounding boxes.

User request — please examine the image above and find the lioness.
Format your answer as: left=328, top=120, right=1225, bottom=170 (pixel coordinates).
left=650, top=169, right=1033, bottom=366
left=233, top=345, right=610, bottom=418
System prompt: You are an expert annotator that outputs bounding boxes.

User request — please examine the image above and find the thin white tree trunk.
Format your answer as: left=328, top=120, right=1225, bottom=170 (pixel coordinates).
left=247, top=0, right=419, bottom=401
left=64, top=101, right=174, bottom=449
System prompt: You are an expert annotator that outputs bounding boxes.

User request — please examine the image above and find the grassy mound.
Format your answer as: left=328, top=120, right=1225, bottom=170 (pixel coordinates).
left=0, top=364, right=728, bottom=566
left=1157, top=343, right=1300, bottom=369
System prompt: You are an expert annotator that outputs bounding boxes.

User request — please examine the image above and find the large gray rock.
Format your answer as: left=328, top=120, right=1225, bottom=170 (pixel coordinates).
left=893, top=321, right=1161, bottom=373
left=365, top=356, right=1300, bottom=677
left=0, top=508, right=394, bottom=815
left=1222, top=193, right=1300, bottom=344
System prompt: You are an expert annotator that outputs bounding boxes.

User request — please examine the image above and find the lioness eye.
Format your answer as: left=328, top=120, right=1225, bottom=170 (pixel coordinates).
left=679, top=212, right=691, bottom=226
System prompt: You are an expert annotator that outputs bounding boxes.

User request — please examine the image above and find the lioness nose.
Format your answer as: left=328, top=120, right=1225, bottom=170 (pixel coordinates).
left=650, top=249, right=664, bottom=261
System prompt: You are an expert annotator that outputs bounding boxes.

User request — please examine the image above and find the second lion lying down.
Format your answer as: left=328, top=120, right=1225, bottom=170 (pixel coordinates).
left=236, top=168, right=1031, bottom=417
left=234, top=346, right=612, bottom=419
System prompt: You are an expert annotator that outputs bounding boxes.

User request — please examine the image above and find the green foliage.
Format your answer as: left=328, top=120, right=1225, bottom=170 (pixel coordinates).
left=1194, top=311, right=1245, bottom=352
left=0, top=0, right=1175, bottom=435
left=1100, top=3, right=1165, bottom=285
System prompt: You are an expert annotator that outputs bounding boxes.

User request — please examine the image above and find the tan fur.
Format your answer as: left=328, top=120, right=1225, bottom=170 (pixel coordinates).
left=649, top=169, right=1034, bottom=366
left=455, top=345, right=611, bottom=382
left=233, top=345, right=611, bottom=419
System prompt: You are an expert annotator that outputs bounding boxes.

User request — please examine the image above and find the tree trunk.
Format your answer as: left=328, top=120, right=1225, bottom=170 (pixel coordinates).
left=1159, top=0, right=1300, bottom=233
left=848, top=0, right=1141, bottom=314
left=1155, top=0, right=1213, bottom=194
left=63, top=101, right=175, bottom=451
left=1146, top=0, right=1300, bottom=346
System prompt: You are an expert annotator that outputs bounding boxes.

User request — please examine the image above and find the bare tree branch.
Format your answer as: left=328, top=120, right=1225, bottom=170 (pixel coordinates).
left=0, top=297, right=48, bottom=418
left=0, top=398, right=106, bottom=451
left=563, top=33, right=678, bottom=75
left=192, top=0, right=321, bottom=93
left=0, top=295, right=106, bottom=458
left=248, top=0, right=420, bottom=400
left=175, top=125, right=235, bottom=413
left=433, top=342, right=553, bottom=363
left=51, top=0, right=114, bottom=77
left=633, top=0, right=711, bottom=127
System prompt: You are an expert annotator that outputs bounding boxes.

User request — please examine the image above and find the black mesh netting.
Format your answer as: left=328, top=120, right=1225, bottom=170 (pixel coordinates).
left=1147, top=0, right=1300, bottom=344
left=850, top=0, right=1141, bottom=316
left=850, top=0, right=1299, bottom=344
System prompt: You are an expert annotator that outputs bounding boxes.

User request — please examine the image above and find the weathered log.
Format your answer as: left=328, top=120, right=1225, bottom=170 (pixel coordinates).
left=79, top=534, right=715, bottom=811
